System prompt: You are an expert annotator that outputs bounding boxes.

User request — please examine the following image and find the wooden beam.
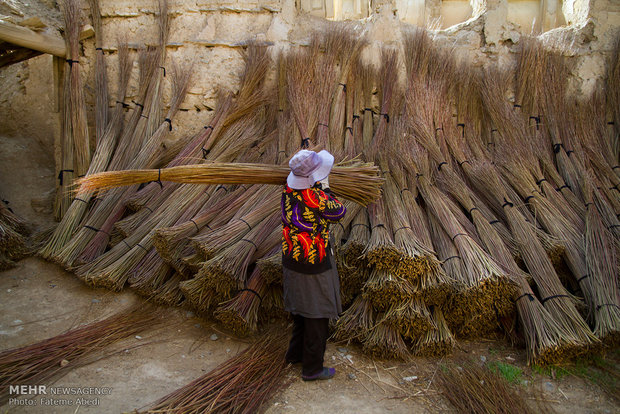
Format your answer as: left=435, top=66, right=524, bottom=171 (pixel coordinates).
left=0, top=20, right=94, bottom=58
left=0, top=47, right=42, bottom=68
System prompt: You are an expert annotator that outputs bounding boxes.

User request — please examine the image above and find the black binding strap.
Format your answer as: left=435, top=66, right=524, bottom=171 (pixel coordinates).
left=66, top=59, right=79, bottom=65
left=577, top=274, right=590, bottom=283
left=556, top=184, right=570, bottom=191
left=597, top=303, right=620, bottom=311
left=301, top=137, right=310, bottom=148
left=190, top=219, right=200, bottom=232
left=553, top=143, right=563, bottom=153
left=524, top=195, right=535, bottom=203
left=345, top=126, right=353, bottom=135
left=204, top=125, right=214, bottom=131
left=515, top=293, right=535, bottom=302
left=95, top=47, right=103, bottom=51
left=318, top=123, right=329, bottom=128
left=57, top=169, right=74, bottom=185
left=164, top=118, right=172, bottom=131
left=74, top=198, right=88, bottom=204
left=438, top=162, right=447, bottom=171
left=240, top=288, right=263, bottom=303
left=468, top=207, right=478, bottom=215
left=240, top=238, right=258, bottom=249
left=380, top=113, right=389, bottom=123
left=351, top=223, right=370, bottom=230
left=502, top=198, right=514, bottom=208
left=216, top=185, right=228, bottom=192
left=334, top=222, right=345, bottom=233
left=338, top=83, right=346, bottom=92
left=136, top=244, right=148, bottom=252
left=451, top=233, right=468, bottom=241
left=394, top=226, right=411, bottom=235
left=442, top=255, right=461, bottom=264
left=116, top=100, right=130, bottom=108
left=239, top=218, right=252, bottom=231
left=151, top=169, right=163, bottom=189
left=372, top=224, right=385, bottom=229
left=400, top=188, right=410, bottom=195
left=536, top=178, right=547, bottom=186
left=201, top=147, right=210, bottom=159
left=541, top=294, right=570, bottom=304
left=489, top=220, right=500, bottom=224
left=458, top=160, right=470, bottom=167
left=160, top=66, right=166, bottom=77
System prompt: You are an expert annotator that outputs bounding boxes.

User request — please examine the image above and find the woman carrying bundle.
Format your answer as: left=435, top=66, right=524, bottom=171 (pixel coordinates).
left=281, top=149, right=346, bottom=381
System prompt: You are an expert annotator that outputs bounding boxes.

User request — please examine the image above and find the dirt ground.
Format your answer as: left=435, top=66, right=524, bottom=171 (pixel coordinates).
left=1, top=133, right=619, bottom=413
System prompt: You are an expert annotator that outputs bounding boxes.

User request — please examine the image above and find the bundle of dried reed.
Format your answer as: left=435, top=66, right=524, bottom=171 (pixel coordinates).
left=138, top=330, right=289, bottom=414
left=63, top=0, right=90, bottom=178
left=381, top=298, right=433, bottom=341
left=436, top=360, right=537, bottom=414
left=76, top=161, right=383, bottom=206
left=471, top=161, right=597, bottom=359
left=362, top=317, right=410, bottom=360
left=363, top=199, right=400, bottom=270
left=87, top=0, right=109, bottom=143
left=0, top=203, right=30, bottom=269
left=0, top=304, right=163, bottom=403
left=413, top=306, right=455, bottom=357
left=584, top=178, right=620, bottom=344
left=214, top=266, right=269, bottom=336
left=362, top=268, right=415, bottom=312
left=331, top=295, right=375, bottom=343
left=40, top=42, right=133, bottom=260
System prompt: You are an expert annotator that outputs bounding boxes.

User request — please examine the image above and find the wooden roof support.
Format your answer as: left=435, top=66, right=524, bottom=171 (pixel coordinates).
left=0, top=20, right=94, bottom=58
left=0, top=47, right=43, bottom=68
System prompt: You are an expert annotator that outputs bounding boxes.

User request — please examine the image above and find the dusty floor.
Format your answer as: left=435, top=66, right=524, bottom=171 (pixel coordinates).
left=0, top=135, right=619, bottom=413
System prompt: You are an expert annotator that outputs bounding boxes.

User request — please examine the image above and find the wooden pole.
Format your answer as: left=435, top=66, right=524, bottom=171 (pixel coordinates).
left=0, top=20, right=94, bottom=58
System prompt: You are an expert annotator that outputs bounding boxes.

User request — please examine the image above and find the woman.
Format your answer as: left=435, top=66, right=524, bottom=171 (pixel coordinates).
left=281, top=149, right=346, bottom=381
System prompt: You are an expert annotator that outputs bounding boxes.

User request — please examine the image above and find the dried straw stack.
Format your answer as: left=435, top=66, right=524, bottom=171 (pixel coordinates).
left=0, top=202, right=30, bottom=270
left=0, top=304, right=164, bottom=403
left=137, top=330, right=290, bottom=414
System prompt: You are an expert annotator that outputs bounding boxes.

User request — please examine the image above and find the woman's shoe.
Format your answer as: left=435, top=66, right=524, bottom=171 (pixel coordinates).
left=302, top=367, right=335, bottom=381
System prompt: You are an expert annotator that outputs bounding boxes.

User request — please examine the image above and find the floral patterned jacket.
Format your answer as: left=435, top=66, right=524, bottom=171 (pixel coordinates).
left=281, top=184, right=346, bottom=274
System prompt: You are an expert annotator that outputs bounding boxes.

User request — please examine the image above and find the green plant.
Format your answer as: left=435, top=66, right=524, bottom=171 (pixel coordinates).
left=488, top=361, right=523, bottom=384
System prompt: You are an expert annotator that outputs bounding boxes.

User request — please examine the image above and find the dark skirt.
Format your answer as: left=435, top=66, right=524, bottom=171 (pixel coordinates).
left=282, top=251, right=342, bottom=319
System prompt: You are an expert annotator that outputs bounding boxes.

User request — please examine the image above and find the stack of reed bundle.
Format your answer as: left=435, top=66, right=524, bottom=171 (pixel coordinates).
left=606, top=32, right=620, bottom=156
left=39, top=42, right=133, bottom=260
left=0, top=304, right=163, bottom=403
left=381, top=297, right=433, bottom=341
left=363, top=317, right=410, bottom=360
left=137, top=330, right=289, bottom=414
left=0, top=202, right=30, bottom=270
left=50, top=47, right=162, bottom=268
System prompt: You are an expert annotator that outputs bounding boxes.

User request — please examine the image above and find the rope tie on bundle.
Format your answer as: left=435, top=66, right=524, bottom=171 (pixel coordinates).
left=380, top=113, right=389, bottom=123
left=442, top=255, right=461, bottom=264
left=58, top=169, right=74, bottom=185
left=515, top=293, right=535, bottom=302
left=394, top=226, right=411, bottom=235
left=437, top=162, right=447, bottom=171
left=84, top=225, right=108, bottom=235
left=350, top=223, right=369, bottom=230
left=116, top=100, right=130, bottom=108
left=190, top=219, right=200, bottom=232
left=345, top=126, right=353, bottom=135
left=338, top=83, right=346, bottom=92
left=164, top=118, right=172, bottom=131
left=451, top=233, right=468, bottom=241
left=577, top=274, right=590, bottom=283
left=239, top=218, right=252, bottom=231
left=160, top=66, right=166, bottom=77
left=553, top=143, right=563, bottom=153
left=489, top=220, right=500, bottom=225
left=541, top=294, right=570, bottom=304
left=524, top=195, right=535, bottom=203
left=502, top=198, right=514, bottom=209
left=240, top=238, right=258, bottom=250
left=400, top=188, right=410, bottom=195
left=301, top=137, right=310, bottom=148
left=65, top=59, right=79, bottom=66
left=457, top=123, right=465, bottom=138
left=318, top=123, right=329, bottom=128
left=201, top=147, right=210, bottom=159
left=556, top=184, right=570, bottom=191
left=149, top=169, right=163, bottom=189
left=536, top=178, right=547, bottom=186
left=468, top=207, right=478, bottom=215
left=458, top=160, right=470, bottom=167
left=597, top=304, right=620, bottom=311
left=74, top=198, right=88, bottom=204
left=240, top=288, right=263, bottom=303
left=136, top=244, right=148, bottom=252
